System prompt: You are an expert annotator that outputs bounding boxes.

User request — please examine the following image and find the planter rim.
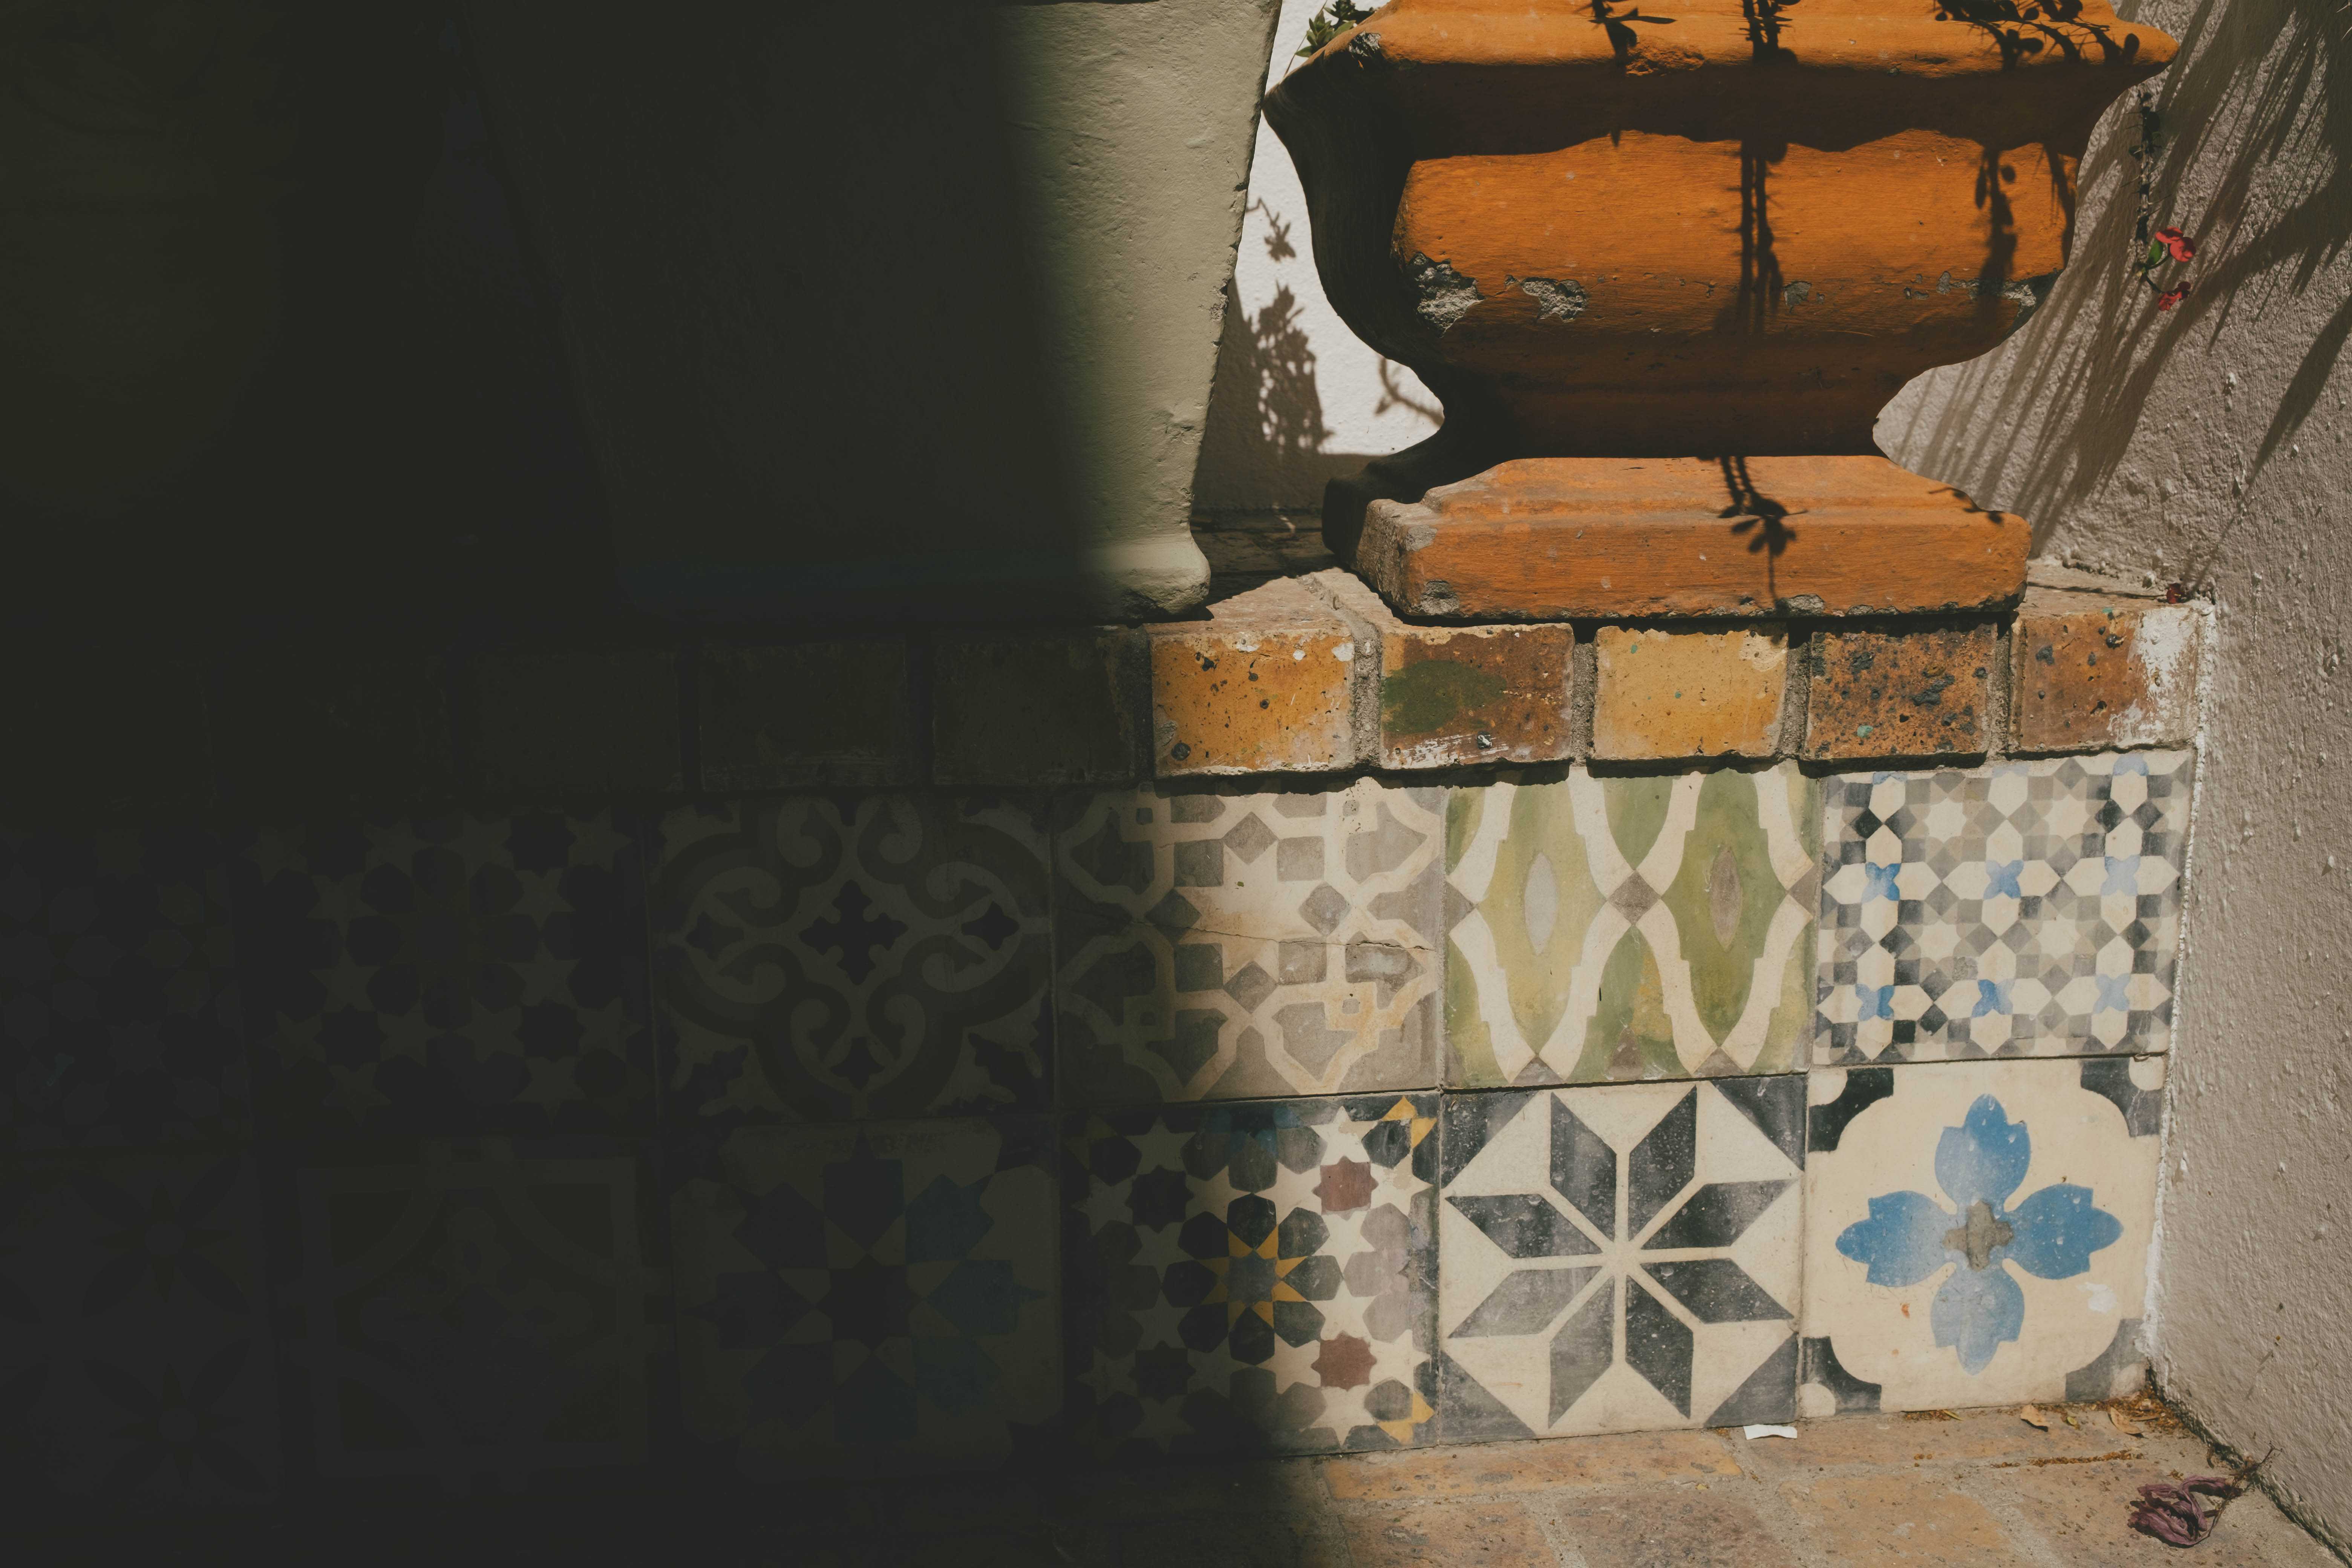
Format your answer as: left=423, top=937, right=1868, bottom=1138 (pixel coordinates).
left=1284, top=0, right=2177, bottom=81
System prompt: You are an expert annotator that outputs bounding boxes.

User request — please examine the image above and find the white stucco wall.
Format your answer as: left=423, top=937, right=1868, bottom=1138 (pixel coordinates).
left=1190, top=0, right=1438, bottom=514
left=1877, top=0, right=2352, bottom=1548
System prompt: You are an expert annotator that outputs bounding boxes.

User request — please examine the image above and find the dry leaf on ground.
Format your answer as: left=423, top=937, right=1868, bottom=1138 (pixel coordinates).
left=2019, top=1405, right=2053, bottom=1430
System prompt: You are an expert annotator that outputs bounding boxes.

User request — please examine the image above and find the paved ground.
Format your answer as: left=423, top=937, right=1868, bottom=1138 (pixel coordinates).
left=20, top=1400, right=2342, bottom=1565
left=801, top=1401, right=2342, bottom=1567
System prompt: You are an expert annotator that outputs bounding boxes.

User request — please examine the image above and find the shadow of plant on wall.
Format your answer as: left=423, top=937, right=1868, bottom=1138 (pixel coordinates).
left=1193, top=283, right=1336, bottom=502
left=1878, top=0, right=2352, bottom=569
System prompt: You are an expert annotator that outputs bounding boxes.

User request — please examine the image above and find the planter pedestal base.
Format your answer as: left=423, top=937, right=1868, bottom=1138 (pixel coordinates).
left=1339, top=455, right=2029, bottom=622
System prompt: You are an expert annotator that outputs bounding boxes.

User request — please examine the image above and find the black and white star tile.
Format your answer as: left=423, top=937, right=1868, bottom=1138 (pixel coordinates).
left=1435, top=1077, right=1804, bottom=1439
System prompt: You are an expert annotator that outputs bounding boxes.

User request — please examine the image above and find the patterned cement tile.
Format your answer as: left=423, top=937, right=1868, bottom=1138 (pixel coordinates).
left=265, top=1135, right=664, bottom=1494
left=1815, top=751, right=2190, bottom=1063
left=1055, top=782, right=1444, bottom=1107
left=668, top=1117, right=1058, bottom=1478
left=0, top=1147, right=279, bottom=1502
left=234, top=816, right=652, bottom=1135
left=1801, top=1057, right=2162, bottom=1414
left=2, top=831, right=247, bottom=1150
left=652, top=797, right=1052, bottom=1123
left=1436, top=1078, right=1804, bottom=1440
left=1446, top=767, right=1818, bottom=1087
left=1063, top=1093, right=1439, bottom=1460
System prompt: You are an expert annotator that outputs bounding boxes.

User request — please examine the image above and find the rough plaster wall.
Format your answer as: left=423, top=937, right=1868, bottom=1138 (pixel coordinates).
left=995, top=0, right=1283, bottom=596
left=1876, top=0, right=2352, bottom=1547
left=1191, top=0, right=1439, bottom=513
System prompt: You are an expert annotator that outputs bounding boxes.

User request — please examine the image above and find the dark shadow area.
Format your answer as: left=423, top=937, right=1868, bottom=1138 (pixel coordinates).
left=0, top=5, right=1331, bottom=1552
left=0, top=5, right=620, bottom=643
left=1879, top=0, right=2352, bottom=564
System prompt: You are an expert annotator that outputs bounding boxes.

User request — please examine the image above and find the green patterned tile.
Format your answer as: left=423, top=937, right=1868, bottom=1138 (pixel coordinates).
left=1446, top=766, right=1818, bottom=1086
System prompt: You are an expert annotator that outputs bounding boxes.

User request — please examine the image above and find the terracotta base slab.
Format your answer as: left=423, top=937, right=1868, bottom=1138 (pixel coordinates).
left=1348, top=456, right=2029, bottom=621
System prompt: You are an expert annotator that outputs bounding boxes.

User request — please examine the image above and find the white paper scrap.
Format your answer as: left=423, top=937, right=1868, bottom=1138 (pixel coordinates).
left=1743, top=1424, right=1799, bottom=1440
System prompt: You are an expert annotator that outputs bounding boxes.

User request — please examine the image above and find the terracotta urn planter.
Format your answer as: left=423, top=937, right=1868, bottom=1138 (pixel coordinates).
left=1265, top=0, right=2176, bottom=618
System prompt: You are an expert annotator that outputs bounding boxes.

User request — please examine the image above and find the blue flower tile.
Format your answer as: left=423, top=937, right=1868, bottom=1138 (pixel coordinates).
left=1802, top=1058, right=2161, bottom=1413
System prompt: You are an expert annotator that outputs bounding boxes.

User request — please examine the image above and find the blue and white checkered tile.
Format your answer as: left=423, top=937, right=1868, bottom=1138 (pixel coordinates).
left=1815, top=752, right=2190, bottom=1064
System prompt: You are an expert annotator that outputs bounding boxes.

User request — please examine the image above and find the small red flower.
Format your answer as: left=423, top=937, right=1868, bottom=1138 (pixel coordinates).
left=2156, top=284, right=2189, bottom=311
left=2154, top=226, right=2197, bottom=261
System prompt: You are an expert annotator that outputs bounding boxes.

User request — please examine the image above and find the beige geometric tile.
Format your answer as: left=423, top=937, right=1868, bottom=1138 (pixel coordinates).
left=1055, top=781, right=1443, bottom=1106
left=1447, top=766, right=1818, bottom=1087
left=1801, top=1057, right=2163, bottom=1415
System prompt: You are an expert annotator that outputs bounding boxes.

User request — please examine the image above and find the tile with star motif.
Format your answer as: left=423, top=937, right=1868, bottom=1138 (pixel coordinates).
left=650, top=797, right=1052, bottom=1124
left=1815, top=751, right=2191, bottom=1062
left=3, top=829, right=248, bottom=1151
left=0, top=1145, right=280, bottom=1503
left=1436, top=1077, right=1804, bottom=1441
left=667, top=1116, right=1059, bottom=1477
left=1062, top=1093, right=1438, bottom=1460
left=231, top=815, right=652, bottom=1135
left=1054, top=782, right=1444, bottom=1107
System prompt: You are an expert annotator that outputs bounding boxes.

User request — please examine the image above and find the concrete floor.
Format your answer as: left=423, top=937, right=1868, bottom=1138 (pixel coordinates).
left=21, top=1400, right=2341, bottom=1565
left=801, top=1401, right=2341, bottom=1566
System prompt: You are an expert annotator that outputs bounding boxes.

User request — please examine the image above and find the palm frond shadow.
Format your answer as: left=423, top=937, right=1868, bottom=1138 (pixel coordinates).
left=1877, top=0, right=2352, bottom=579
